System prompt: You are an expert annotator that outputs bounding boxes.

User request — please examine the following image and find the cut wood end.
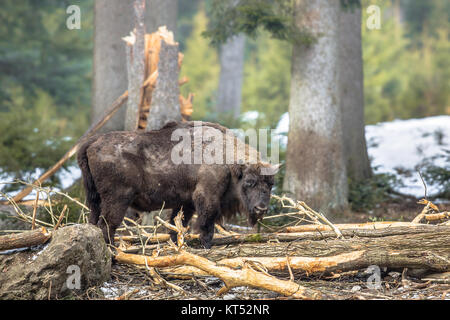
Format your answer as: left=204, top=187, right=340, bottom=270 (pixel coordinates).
left=122, top=31, right=136, bottom=45
left=157, top=26, right=177, bottom=45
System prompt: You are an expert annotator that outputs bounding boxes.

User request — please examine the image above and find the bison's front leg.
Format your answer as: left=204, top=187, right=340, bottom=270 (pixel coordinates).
left=193, top=189, right=221, bottom=249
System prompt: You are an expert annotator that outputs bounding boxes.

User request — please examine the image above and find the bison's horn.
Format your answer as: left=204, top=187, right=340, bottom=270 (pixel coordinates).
left=260, top=163, right=282, bottom=175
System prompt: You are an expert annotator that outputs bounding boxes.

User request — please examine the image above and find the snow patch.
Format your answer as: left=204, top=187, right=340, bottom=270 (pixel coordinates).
left=275, top=113, right=450, bottom=198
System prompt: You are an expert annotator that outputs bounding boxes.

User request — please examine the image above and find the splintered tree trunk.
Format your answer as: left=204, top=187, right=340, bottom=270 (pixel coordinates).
left=217, top=34, right=246, bottom=118
left=92, top=0, right=177, bottom=133
left=146, top=35, right=182, bottom=130
left=284, top=0, right=348, bottom=215
left=339, top=5, right=372, bottom=182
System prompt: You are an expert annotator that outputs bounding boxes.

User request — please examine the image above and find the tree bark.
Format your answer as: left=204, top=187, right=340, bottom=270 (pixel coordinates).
left=92, top=0, right=134, bottom=132
left=145, top=0, right=178, bottom=34
left=161, top=226, right=450, bottom=277
left=339, top=5, right=372, bottom=182
left=124, top=0, right=146, bottom=131
left=0, top=227, right=51, bottom=251
left=118, top=225, right=445, bottom=248
left=145, top=34, right=182, bottom=130
left=216, top=34, right=245, bottom=118
left=283, top=0, right=348, bottom=215
left=92, top=0, right=177, bottom=133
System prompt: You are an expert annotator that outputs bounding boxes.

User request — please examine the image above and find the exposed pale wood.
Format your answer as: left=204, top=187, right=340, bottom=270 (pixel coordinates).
left=425, top=212, right=450, bottom=222
left=284, top=221, right=421, bottom=233
left=115, top=250, right=325, bottom=299
left=31, top=191, right=39, bottom=230
left=157, top=226, right=450, bottom=278
left=0, top=227, right=51, bottom=251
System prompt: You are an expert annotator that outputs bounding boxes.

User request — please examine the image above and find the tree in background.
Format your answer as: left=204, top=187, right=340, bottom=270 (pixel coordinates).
left=283, top=0, right=348, bottom=214
left=180, top=6, right=220, bottom=119
left=205, top=0, right=368, bottom=215
left=216, top=34, right=246, bottom=119
left=362, top=0, right=449, bottom=123
left=242, top=33, right=292, bottom=129
left=215, top=0, right=246, bottom=119
left=339, top=3, right=372, bottom=183
left=92, top=0, right=178, bottom=132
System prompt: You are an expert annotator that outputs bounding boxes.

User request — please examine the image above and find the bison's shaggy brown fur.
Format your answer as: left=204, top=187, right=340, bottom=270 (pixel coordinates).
left=78, top=121, right=279, bottom=248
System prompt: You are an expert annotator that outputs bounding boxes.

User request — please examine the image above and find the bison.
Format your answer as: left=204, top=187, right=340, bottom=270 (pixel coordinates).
left=77, top=121, right=279, bottom=248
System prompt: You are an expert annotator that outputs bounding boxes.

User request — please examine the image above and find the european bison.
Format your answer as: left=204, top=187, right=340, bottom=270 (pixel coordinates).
left=77, top=121, right=279, bottom=248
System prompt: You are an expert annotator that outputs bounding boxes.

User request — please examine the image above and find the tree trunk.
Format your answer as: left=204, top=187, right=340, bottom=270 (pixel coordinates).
left=145, top=35, right=182, bottom=130
left=339, top=5, right=372, bottom=182
left=124, top=0, right=146, bottom=131
left=162, top=226, right=450, bottom=277
left=145, top=0, right=178, bottom=34
left=216, top=34, right=245, bottom=118
left=283, top=0, right=348, bottom=216
left=92, top=0, right=134, bottom=132
left=92, top=0, right=177, bottom=133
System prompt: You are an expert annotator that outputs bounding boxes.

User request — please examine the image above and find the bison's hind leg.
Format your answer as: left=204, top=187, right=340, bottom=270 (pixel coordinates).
left=97, top=193, right=134, bottom=245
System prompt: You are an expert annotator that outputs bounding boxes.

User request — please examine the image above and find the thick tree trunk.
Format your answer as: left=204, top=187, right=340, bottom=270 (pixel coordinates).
left=145, top=0, right=178, bottom=34
left=216, top=34, right=245, bottom=118
left=283, top=0, right=348, bottom=215
left=339, top=5, right=372, bottom=182
left=92, top=0, right=134, bottom=132
left=145, top=35, right=182, bottom=130
left=124, top=0, right=146, bottom=131
left=92, top=0, right=177, bottom=133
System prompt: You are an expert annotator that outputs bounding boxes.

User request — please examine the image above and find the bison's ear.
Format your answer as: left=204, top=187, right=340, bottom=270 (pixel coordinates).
left=230, top=165, right=243, bottom=180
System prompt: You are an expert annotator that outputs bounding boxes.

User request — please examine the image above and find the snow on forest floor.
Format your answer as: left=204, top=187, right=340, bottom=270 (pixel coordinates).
left=275, top=114, right=450, bottom=199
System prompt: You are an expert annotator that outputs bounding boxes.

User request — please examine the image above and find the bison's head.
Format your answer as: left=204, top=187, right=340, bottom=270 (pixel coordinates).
left=236, top=163, right=281, bottom=226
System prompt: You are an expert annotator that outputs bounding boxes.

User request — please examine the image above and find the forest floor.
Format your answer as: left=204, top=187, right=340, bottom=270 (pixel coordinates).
left=81, top=254, right=450, bottom=301
left=75, top=196, right=449, bottom=301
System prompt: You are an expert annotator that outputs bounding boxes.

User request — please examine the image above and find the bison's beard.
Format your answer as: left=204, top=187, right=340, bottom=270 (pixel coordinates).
left=248, top=213, right=259, bottom=226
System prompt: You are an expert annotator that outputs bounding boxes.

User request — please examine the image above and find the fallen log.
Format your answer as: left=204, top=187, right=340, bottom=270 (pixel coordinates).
left=116, top=224, right=446, bottom=247
left=0, top=227, right=51, bottom=251
left=283, top=221, right=420, bottom=233
left=120, top=225, right=450, bottom=279
left=115, top=250, right=325, bottom=299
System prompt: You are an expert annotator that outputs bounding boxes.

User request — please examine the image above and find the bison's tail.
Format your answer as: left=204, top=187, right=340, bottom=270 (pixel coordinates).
left=77, top=139, right=101, bottom=225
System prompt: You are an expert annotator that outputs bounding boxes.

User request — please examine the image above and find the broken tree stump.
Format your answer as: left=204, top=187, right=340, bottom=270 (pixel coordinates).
left=145, top=27, right=182, bottom=131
